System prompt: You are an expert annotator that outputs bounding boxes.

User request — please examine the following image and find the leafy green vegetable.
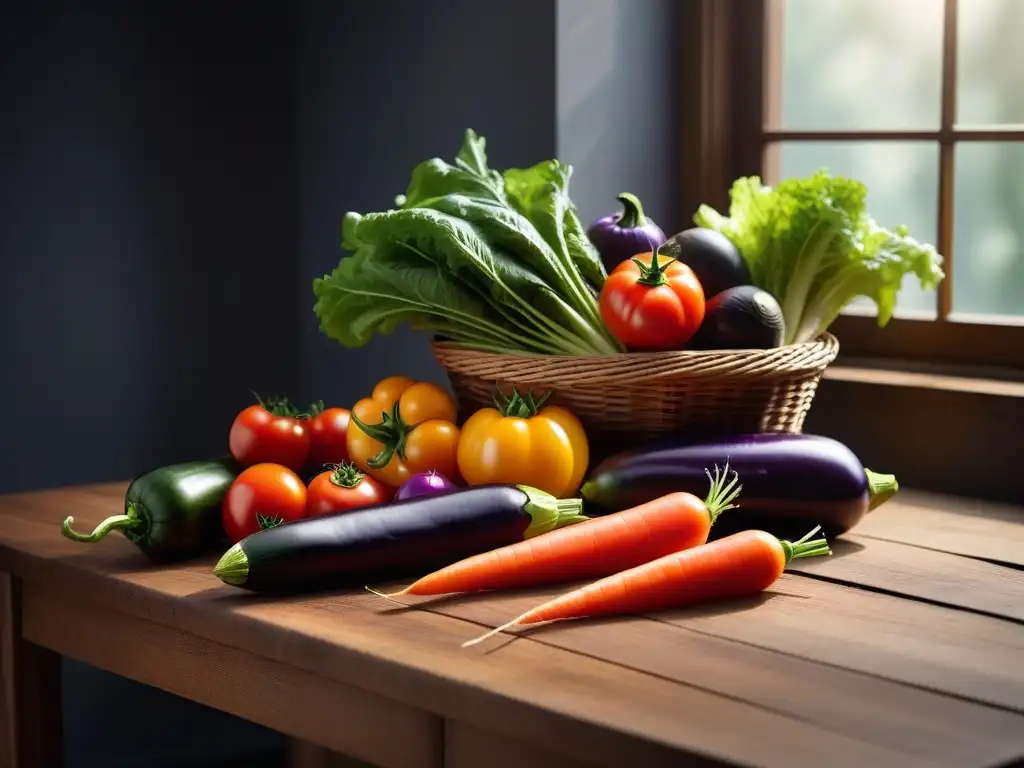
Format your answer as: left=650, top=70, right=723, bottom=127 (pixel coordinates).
left=694, top=171, right=945, bottom=344
left=314, top=130, right=621, bottom=356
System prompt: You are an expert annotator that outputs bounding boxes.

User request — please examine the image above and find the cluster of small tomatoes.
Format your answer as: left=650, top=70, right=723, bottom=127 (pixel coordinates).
left=220, top=375, right=591, bottom=544
left=220, top=397, right=390, bottom=543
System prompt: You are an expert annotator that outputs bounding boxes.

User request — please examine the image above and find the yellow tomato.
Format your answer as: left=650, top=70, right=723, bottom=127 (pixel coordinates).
left=457, top=394, right=589, bottom=498
left=347, top=377, right=460, bottom=487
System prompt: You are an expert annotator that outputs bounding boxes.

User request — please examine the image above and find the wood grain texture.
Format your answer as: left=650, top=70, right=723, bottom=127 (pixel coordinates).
left=22, top=583, right=441, bottom=768
left=405, top=586, right=1024, bottom=767
left=787, top=535, right=1024, bottom=622
left=0, top=484, right=933, bottom=768
left=0, top=574, right=62, bottom=768
left=857, top=490, right=1024, bottom=566
left=2, top=482, right=1024, bottom=768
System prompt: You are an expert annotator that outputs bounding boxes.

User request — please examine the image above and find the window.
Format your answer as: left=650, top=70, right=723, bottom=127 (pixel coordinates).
left=704, top=0, right=1024, bottom=369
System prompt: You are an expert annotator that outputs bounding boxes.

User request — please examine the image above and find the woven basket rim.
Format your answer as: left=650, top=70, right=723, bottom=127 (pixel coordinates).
left=432, top=332, right=839, bottom=385
left=431, top=332, right=838, bottom=363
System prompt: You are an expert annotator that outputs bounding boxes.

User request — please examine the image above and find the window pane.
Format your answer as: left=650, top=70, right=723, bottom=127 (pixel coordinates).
left=777, top=0, right=943, bottom=130
left=777, top=141, right=939, bottom=316
left=957, top=0, right=1024, bottom=125
left=953, top=143, right=1024, bottom=316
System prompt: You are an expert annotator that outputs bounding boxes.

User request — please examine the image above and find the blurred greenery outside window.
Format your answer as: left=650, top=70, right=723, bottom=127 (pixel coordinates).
left=769, top=0, right=1023, bottom=321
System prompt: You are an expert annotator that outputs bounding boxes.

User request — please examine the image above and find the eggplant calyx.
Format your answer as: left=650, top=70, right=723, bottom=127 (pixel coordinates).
left=328, top=461, right=365, bottom=489
left=633, top=248, right=677, bottom=287
left=615, top=192, right=648, bottom=229
left=518, top=485, right=588, bottom=539
left=214, top=543, right=249, bottom=586
left=703, top=463, right=743, bottom=525
left=865, top=469, right=899, bottom=511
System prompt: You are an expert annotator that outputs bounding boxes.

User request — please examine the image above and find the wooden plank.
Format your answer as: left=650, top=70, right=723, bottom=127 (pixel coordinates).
left=856, top=490, right=1024, bottom=566
left=787, top=535, right=1024, bottom=622
left=411, top=587, right=1024, bottom=768
left=0, top=489, right=936, bottom=768
left=0, top=574, right=62, bottom=768
left=22, top=584, right=442, bottom=768
left=444, top=721, right=595, bottom=768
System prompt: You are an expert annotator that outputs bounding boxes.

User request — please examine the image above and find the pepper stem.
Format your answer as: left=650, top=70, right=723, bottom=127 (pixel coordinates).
left=865, top=469, right=899, bottom=511
left=616, top=192, right=648, bottom=229
left=61, top=502, right=142, bottom=543
left=779, top=526, right=833, bottom=565
left=632, top=247, right=676, bottom=287
left=329, top=461, right=365, bottom=488
left=703, top=463, right=742, bottom=525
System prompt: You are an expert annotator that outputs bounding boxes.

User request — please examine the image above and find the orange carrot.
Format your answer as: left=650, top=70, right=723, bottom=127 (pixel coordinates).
left=462, top=526, right=831, bottom=647
left=368, top=465, right=740, bottom=600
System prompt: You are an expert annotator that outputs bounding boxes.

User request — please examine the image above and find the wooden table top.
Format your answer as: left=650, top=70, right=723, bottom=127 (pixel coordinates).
left=1, top=482, right=1023, bottom=768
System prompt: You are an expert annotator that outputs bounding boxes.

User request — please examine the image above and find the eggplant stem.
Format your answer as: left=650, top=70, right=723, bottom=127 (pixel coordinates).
left=616, top=192, right=648, bottom=229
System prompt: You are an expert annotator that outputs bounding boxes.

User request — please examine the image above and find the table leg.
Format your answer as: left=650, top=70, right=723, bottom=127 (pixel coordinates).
left=0, top=573, right=62, bottom=768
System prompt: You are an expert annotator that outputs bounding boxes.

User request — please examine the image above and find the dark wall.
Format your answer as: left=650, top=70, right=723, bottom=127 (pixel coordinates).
left=2, top=2, right=295, bottom=766
left=296, top=0, right=559, bottom=407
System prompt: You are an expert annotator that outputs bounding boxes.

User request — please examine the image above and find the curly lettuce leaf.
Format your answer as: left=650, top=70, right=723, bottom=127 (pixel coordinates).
left=694, top=170, right=945, bottom=344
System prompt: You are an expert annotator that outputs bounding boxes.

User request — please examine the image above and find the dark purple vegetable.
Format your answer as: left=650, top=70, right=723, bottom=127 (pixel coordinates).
left=395, top=470, right=457, bottom=501
left=580, top=434, right=898, bottom=537
left=587, top=193, right=666, bottom=273
left=689, top=285, right=785, bottom=350
left=661, top=227, right=751, bottom=299
left=213, top=484, right=588, bottom=593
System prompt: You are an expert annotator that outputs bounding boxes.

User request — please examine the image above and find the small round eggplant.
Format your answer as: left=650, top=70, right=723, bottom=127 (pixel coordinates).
left=587, top=193, right=666, bottom=273
left=661, top=227, right=751, bottom=299
left=689, top=285, right=785, bottom=350
left=395, top=470, right=457, bottom=501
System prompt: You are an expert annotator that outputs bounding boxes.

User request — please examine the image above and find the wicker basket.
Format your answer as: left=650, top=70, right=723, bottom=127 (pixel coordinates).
left=432, top=333, right=840, bottom=458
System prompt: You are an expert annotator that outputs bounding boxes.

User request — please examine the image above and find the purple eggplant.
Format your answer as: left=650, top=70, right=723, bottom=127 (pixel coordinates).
left=213, top=484, right=589, bottom=593
left=395, top=470, right=457, bottom=501
left=580, top=434, right=898, bottom=537
left=587, top=193, right=666, bottom=272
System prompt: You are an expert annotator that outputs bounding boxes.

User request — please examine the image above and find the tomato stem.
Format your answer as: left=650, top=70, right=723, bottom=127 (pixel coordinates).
left=632, top=247, right=676, bottom=287
left=257, top=514, right=284, bottom=531
left=780, top=526, right=833, bottom=564
left=493, top=388, right=551, bottom=419
left=702, top=463, right=742, bottom=525
left=350, top=403, right=414, bottom=469
left=328, top=461, right=365, bottom=488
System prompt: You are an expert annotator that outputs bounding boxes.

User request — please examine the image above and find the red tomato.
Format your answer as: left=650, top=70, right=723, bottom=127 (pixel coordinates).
left=221, top=463, right=307, bottom=543
left=306, top=462, right=390, bottom=517
left=229, top=403, right=310, bottom=472
left=306, top=407, right=352, bottom=469
left=599, top=251, right=705, bottom=350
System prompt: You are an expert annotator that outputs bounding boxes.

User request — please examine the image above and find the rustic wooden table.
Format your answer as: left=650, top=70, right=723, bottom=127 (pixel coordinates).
left=1, top=482, right=1023, bottom=768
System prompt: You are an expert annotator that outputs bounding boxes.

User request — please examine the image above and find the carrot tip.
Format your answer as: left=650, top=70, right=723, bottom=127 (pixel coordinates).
left=365, top=586, right=410, bottom=603
left=462, top=617, right=523, bottom=648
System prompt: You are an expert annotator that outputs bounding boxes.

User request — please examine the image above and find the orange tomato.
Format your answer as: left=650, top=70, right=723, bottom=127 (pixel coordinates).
left=347, top=377, right=460, bottom=487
